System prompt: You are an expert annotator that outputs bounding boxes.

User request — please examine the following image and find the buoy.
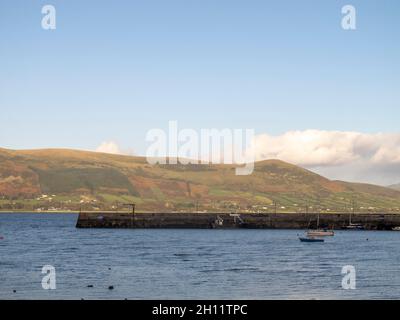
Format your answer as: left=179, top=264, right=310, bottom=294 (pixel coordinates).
left=108, top=286, right=114, bottom=290
left=87, top=285, right=93, bottom=288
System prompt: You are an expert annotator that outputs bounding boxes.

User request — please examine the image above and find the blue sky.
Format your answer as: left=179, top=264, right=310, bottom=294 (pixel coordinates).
left=0, top=1, right=399, bottom=183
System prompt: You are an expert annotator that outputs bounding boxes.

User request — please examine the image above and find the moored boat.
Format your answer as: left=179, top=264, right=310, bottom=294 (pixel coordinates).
left=306, top=214, right=334, bottom=236
left=299, top=237, right=324, bottom=243
left=342, top=223, right=365, bottom=230
left=342, top=209, right=365, bottom=230
left=307, top=229, right=334, bottom=237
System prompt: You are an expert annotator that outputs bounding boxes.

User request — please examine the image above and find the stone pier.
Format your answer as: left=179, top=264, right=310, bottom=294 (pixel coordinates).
left=76, top=211, right=400, bottom=230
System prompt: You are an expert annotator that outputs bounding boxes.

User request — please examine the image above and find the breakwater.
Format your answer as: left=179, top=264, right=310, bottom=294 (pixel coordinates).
left=76, top=211, right=400, bottom=230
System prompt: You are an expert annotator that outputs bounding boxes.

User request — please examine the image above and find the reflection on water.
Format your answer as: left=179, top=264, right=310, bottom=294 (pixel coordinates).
left=0, top=213, right=400, bottom=300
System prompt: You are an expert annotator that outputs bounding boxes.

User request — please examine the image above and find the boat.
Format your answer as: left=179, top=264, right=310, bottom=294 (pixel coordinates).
left=306, top=214, right=334, bottom=236
left=307, top=229, right=334, bottom=237
left=342, top=210, right=364, bottom=230
left=299, top=237, right=324, bottom=243
left=342, top=223, right=365, bottom=230
left=392, top=227, right=400, bottom=231
left=211, top=215, right=224, bottom=228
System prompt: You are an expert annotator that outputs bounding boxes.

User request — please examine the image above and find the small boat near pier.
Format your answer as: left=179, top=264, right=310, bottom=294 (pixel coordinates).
left=306, top=214, right=334, bottom=237
left=299, top=237, right=324, bottom=243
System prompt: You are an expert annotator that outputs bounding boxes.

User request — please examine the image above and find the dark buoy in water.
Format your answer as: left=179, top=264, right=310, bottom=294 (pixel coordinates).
left=108, top=267, right=111, bottom=270
left=13, top=290, right=16, bottom=293
left=87, top=285, right=93, bottom=288
left=108, top=285, right=114, bottom=290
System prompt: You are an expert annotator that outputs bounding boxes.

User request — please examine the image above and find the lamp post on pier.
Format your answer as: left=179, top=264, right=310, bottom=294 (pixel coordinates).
left=124, top=203, right=136, bottom=228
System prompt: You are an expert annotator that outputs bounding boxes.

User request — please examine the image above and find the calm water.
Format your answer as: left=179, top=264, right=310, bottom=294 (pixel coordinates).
left=1, top=213, right=400, bottom=300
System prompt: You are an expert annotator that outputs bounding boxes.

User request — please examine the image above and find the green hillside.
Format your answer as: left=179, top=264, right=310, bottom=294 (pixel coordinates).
left=1, top=147, right=400, bottom=213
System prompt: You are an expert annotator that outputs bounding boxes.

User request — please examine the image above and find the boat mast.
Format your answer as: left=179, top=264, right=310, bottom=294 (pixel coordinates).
left=350, top=198, right=355, bottom=225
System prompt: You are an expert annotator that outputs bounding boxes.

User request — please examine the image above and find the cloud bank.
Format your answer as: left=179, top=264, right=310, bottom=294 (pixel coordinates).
left=248, top=130, right=400, bottom=185
left=250, top=130, right=400, bottom=166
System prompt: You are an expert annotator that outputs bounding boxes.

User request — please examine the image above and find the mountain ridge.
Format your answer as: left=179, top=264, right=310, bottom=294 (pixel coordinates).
left=1, top=147, right=400, bottom=212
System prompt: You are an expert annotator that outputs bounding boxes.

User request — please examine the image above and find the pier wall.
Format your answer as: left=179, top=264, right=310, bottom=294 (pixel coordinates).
left=76, top=212, right=400, bottom=230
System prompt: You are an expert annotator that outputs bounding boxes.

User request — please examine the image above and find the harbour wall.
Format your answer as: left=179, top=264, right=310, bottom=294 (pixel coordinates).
left=75, top=211, right=400, bottom=230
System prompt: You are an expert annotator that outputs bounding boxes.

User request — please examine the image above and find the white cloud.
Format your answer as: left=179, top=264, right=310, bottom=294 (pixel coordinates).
left=95, top=141, right=123, bottom=155
left=249, top=130, right=400, bottom=167
left=246, top=130, right=400, bottom=185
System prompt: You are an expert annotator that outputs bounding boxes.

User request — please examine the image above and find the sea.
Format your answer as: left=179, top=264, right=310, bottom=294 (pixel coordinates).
left=1, top=213, right=400, bottom=300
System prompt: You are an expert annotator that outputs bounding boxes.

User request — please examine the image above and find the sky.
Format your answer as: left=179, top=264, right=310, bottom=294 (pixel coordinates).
left=0, top=0, right=399, bottom=185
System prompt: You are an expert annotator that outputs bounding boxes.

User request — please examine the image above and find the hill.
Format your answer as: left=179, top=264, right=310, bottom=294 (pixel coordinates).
left=389, top=184, right=400, bottom=191
left=1, top=147, right=400, bottom=213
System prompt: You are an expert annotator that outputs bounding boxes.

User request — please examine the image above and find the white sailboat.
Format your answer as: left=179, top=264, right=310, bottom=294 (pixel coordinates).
left=342, top=210, right=364, bottom=230
left=306, top=214, right=334, bottom=237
